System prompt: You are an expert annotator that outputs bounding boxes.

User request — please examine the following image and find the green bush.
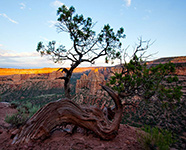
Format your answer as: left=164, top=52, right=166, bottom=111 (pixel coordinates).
left=139, top=125, right=176, bottom=150
left=28, top=105, right=40, bottom=117
left=5, top=101, right=40, bottom=127
left=5, top=110, right=28, bottom=127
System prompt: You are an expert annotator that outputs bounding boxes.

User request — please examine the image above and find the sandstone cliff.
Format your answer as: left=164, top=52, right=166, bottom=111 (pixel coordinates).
left=0, top=71, right=65, bottom=102
left=1, top=56, right=185, bottom=102
left=75, top=56, right=186, bottom=100
left=76, top=69, right=106, bottom=95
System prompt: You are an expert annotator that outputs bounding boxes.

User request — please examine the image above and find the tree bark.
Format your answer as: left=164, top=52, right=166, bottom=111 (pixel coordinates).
left=61, top=61, right=80, bottom=98
left=64, top=76, right=71, bottom=98
left=12, top=85, right=122, bottom=144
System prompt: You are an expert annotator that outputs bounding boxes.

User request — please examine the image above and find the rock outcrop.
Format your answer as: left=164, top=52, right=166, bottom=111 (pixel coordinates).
left=76, top=69, right=106, bottom=95
left=0, top=71, right=65, bottom=102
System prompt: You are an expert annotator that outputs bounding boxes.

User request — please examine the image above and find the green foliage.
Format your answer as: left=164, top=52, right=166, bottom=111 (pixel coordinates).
left=5, top=102, right=40, bottom=127
left=36, top=5, right=125, bottom=65
left=28, top=105, right=40, bottom=117
left=5, top=112, right=27, bottom=128
left=57, top=5, right=95, bottom=42
left=1, top=80, right=65, bottom=104
left=107, top=41, right=183, bottom=148
left=139, top=125, right=176, bottom=150
left=122, top=99, right=186, bottom=149
left=36, top=4, right=125, bottom=97
left=108, top=52, right=182, bottom=108
left=10, top=100, right=20, bottom=108
left=5, top=107, right=28, bottom=127
left=21, top=102, right=41, bottom=117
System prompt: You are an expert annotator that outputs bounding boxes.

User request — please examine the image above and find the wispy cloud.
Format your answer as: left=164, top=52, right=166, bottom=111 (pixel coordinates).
left=124, top=0, right=131, bottom=7
left=0, top=13, right=18, bottom=24
left=51, top=0, right=64, bottom=8
left=0, top=51, right=39, bottom=58
left=0, top=49, right=63, bottom=68
left=0, top=56, right=62, bottom=68
left=19, top=3, right=26, bottom=9
left=48, top=20, right=58, bottom=28
left=39, top=36, right=50, bottom=42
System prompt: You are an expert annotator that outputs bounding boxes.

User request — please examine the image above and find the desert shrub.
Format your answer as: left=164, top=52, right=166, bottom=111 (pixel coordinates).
left=5, top=107, right=28, bottom=127
left=5, top=102, right=40, bottom=127
left=138, top=125, right=176, bottom=150
left=28, top=105, right=40, bottom=117
left=121, top=99, right=186, bottom=149
left=10, top=101, right=20, bottom=108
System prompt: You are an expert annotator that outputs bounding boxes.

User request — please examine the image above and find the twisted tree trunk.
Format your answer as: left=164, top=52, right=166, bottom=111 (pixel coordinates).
left=12, top=85, right=122, bottom=144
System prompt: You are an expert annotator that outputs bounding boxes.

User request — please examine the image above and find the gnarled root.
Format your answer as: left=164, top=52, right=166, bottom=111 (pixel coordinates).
left=12, top=85, right=122, bottom=144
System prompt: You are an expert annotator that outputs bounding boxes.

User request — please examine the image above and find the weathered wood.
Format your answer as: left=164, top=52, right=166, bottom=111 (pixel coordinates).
left=12, top=85, right=122, bottom=144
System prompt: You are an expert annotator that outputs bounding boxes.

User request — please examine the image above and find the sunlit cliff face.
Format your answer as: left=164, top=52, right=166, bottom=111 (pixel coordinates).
left=0, top=68, right=58, bottom=76
left=1, top=56, right=186, bottom=76
left=94, top=68, right=99, bottom=72
left=0, top=67, right=97, bottom=76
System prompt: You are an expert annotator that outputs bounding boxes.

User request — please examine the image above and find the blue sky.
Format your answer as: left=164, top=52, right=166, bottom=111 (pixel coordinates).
left=0, top=0, right=185, bottom=68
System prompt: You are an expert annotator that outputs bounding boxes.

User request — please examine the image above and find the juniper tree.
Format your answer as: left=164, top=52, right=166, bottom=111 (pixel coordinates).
left=37, top=5, right=125, bottom=98
left=107, top=38, right=182, bottom=109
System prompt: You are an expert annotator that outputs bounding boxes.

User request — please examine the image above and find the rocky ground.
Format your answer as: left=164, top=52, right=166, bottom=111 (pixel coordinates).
left=0, top=102, right=143, bottom=150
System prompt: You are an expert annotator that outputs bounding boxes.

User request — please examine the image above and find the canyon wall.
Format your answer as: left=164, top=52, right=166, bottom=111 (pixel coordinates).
left=76, top=56, right=186, bottom=99
left=0, top=56, right=185, bottom=103
left=147, top=56, right=186, bottom=99
left=76, top=69, right=106, bottom=95
left=0, top=71, right=65, bottom=102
